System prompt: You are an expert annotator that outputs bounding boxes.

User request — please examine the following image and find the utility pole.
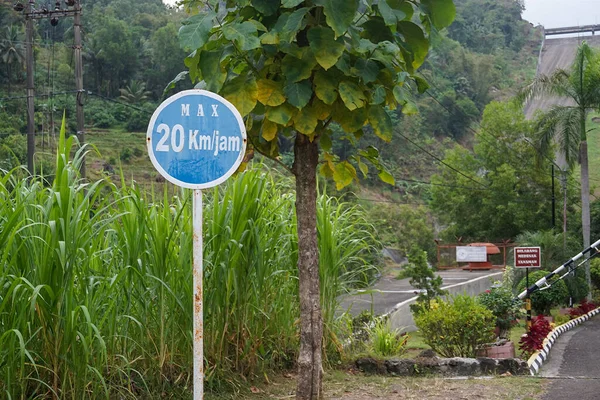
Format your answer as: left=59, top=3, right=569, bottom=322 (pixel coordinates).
left=73, top=0, right=85, bottom=177
left=15, top=0, right=85, bottom=177
left=25, top=0, right=35, bottom=174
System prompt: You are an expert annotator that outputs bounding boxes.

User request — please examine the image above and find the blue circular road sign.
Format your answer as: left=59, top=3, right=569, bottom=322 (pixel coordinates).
left=147, top=89, right=247, bottom=189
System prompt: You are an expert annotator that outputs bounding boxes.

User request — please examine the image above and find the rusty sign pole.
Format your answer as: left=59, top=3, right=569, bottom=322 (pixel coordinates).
left=193, top=189, right=203, bottom=398
left=147, top=90, right=246, bottom=399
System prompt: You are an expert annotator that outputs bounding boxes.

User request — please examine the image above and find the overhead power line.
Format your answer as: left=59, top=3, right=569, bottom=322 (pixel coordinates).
left=396, top=131, right=489, bottom=189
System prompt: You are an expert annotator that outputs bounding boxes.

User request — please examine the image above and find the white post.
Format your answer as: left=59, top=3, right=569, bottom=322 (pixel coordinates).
left=193, top=189, right=203, bottom=399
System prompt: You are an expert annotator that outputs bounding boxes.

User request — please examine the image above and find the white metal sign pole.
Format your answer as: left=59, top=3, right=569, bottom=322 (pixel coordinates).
left=147, top=90, right=246, bottom=399
left=193, top=189, right=203, bottom=399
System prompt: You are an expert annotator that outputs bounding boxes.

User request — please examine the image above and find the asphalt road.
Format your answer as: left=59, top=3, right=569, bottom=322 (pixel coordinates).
left=338, top=269, right=501, bottom=316
left=540, top=314, right=600, bottom=400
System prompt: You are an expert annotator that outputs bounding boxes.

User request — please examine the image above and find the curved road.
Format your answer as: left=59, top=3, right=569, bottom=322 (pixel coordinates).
left=540, top=315, right=600, bottom=400
left=339, top=269, right=502, bottom=316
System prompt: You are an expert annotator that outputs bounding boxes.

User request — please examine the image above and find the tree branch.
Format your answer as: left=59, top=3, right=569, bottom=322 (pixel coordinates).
left=247, top=133, right=294, bottom=175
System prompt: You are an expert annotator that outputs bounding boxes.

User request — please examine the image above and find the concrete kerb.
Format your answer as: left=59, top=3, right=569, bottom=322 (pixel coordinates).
left=387, top=271, right=503, bottom=332
left=527, top=307, right=600, bottom=375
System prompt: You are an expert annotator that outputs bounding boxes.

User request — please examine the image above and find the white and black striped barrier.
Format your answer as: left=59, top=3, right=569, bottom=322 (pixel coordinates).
left=528, top=307, right=600, bottom=375
left=518, top=238, right=600, bottom=301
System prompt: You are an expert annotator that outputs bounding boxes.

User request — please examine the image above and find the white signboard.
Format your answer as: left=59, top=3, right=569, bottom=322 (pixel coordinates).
left=456, top=246, right=487, bottom=262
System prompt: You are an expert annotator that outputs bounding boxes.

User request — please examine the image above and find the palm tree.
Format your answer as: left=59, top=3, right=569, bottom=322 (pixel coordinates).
left=118, top=80, right=151, bottom=104
left=0, top=25, right=25, bottom=95
left=521, top=42, right=600, bottom=298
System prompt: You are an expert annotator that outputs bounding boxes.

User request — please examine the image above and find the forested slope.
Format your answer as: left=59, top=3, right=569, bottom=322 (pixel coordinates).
left=1, top=0, right=570, bottom=254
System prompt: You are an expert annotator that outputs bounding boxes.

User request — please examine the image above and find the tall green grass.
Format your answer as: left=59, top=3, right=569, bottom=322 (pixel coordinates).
left=0, top=120, right=379, bottom=397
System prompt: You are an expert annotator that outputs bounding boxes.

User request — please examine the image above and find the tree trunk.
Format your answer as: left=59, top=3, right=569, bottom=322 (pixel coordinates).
left=580, top=140, right=592, bottom=300
left=561, top=171, right=567, bottom=251
left=293, top=132, right=323, bottom=400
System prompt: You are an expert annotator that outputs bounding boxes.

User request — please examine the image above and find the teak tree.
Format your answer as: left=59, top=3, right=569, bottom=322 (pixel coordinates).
left=177, top=1, right=455, bottom=398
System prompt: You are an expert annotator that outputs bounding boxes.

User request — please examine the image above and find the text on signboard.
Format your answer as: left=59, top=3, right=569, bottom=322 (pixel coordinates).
left=155, top=124, right=241, bottom=155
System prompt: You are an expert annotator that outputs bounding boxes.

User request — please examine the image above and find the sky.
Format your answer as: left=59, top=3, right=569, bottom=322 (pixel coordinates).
left=162, top=0, right=600, bottom=30
left=522, top=0, right=600, bottom=29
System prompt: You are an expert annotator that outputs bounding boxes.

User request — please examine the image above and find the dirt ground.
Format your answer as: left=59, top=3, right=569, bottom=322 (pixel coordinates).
left=207, top=370, right=548, bottom=400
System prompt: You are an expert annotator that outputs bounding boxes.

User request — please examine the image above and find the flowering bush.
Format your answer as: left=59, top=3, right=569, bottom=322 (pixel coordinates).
left=415, top=294, right=495, bottom=358
left=478, top=285, right=522, bottom=339
left=518, top=315, right=552, bottom=358
left=568, top=298, right=598, bottom=319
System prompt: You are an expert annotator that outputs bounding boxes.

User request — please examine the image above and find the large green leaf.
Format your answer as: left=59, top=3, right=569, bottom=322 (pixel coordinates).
left=355, top=38, right=378, bottom=55
left=320, top=130, right=332, bottom=151
left=389, top=0, right=414, bottom=20
left=282, top=50, right=317, bottom=82
left=333, top=161, right=357, bottom=189
left=256, top=79, right=286, bottom=106
left=284, top=80, right=313, bottom=109
left=397, top=21, right=429, bottom=70
left=252, top=0, right=281, bottom=16
left=378, top=170, right=395, bottom=185
left=260, top=13, right=289, bottom=44
left=368, top=105, right=392, bottom=141
left=261, top=119, right=278, bottom=141
left=280, top=7, right=310, bottom=43
left=223, top=21, right=261, bottom=51
left=163, top=71, right=189, bottom=95
left=413, top=75, right=430, bottom=93
left=338, top=81, right=366, bottom=110
left=370, top=85, right=386, bottom=105
left=355, top=59, right=380, bottom=84
left=315, top=0, right=359, bottom=38
left=421, top=0, right=456, bottom=29
left=199, top=50, right=226, bottom=92
left=378, top=0, right=407, bottom=26
left=361, top=18, right=394, bottom=43
left=333, top=102, right=367, bottom=132
left=307, top=26, right=345, bottom=70
left=179, top=11, right=216, bottom=51
left=357, top=157, right=368, bottom=178
left=222, top=74, right=258, bottom=116
left=266, top=102, right=297, bottom=125
left=293, top=105, right=319, bottom=135
left=184, top=50, right=201, bottom=83
left=282, top=0, right=304, bottom=7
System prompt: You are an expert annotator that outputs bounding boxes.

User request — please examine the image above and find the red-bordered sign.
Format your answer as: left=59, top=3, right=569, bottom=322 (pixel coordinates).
left=514, top=247, right=541, bottom=268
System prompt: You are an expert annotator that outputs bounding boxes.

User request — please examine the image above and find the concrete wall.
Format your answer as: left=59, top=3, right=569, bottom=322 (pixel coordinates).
left=388, top=272, right=503, bottom=332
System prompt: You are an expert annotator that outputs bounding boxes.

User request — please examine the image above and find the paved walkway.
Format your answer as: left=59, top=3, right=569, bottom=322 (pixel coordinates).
left=338, top=269, right=502, bottom=316
left=541, top=314, right=600, bottom=400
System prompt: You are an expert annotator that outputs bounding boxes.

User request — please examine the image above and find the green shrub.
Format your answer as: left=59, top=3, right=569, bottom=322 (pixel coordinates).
left=90, top=110, right=117, bottom=128
left=126, top=109, right=151, bottom=132
left=517, top=270, right=569, bottom=315
left=0, top=112, right=24, bottom=135
left=120, top=147, right=132, bottom=163
left=552, top=312, right=571, bottom=327
left=478, top=285, right=522, bottom=339
left=132, top=147, right=143, bottom=157
left=369, top=319, right=408, bottom=357
left=414, top=294, right=495, bottom=358
left=0, top=134, right=27, bottom=169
